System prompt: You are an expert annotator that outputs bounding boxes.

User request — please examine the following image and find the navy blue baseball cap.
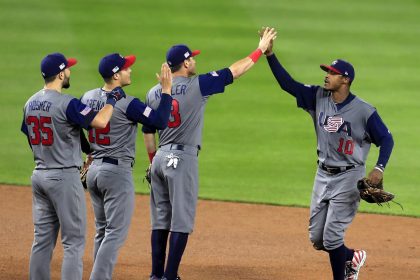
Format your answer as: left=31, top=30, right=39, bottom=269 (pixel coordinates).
left=320, top=59, right=355, bottom=81
left=166, top=44, right=201, bottom=67
left=98, top=53, right=136, bottom=78
left=40, top=53, right=77, bottom=78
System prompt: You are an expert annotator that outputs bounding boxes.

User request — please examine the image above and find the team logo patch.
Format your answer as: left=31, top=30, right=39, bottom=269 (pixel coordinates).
left=59, top=63, right=65, bottom=70
left=143, top=106, right=152, bottom=118
left=323, top=116, right=343, bottom=133
left=80, top=106, right=92, bottom=116
left=210, top=71, right=219, bottom=77
left=184, top=52, right=190, bottom=58
left=112, top=66, right=119, bottom=73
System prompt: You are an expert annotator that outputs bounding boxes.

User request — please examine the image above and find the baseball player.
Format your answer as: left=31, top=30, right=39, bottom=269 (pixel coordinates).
left=142, top=28, right=277, bottom=280
left=21, top=53, right=125, bottom=280
left=80, top=53, right=173, bottom=280
left=263, top=31, right=394, bottom=280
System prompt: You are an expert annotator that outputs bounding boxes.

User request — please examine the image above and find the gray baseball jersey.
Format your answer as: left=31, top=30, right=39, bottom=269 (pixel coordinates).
left=146, top=76, right=207, bottom=147
left=311, top=87, right=376, bottom=166
left=266, top=54, right=393, bottom=252
left=22, top=88, right=97, bottom=280
left=307, top=87, right=372, bottom=250
left=143, top=68, right=233, bottom=233
left=23, top=89, right=95, bottom=168
left=80, top=88, right=172, bottom=280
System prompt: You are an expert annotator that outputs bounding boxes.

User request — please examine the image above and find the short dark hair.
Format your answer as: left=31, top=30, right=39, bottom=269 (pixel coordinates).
left=103, top=76, right=113, bottom=83
left=43, top=74, right=57, bottom=84
left=170, top=63, right=183, bottom=73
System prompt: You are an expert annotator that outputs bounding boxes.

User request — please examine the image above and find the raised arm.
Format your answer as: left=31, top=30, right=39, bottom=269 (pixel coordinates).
left=90, top=87, right=126, bottom=128
left=228, top=27, right=277, bottom=79
left=126, top=63, right=173, bottom=129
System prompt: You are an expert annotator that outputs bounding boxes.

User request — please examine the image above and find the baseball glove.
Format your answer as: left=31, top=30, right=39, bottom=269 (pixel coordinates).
left=357, top=178, right=402, bottom=209
left=143, top=164, right=152, bottom=188
left=80, top=155, right=93, bottom=189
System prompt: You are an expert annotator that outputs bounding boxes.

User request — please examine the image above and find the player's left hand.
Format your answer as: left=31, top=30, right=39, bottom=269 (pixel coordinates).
left=258, top=27, right=277, bottom=54
left=258, top=27, right=274, bottom=56
left=367, top=168, right=383, bottom=185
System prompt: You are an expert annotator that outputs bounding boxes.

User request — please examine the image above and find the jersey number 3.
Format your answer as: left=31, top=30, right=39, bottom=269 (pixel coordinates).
left=168, top=99, right=181, bottom=128
left=26, top=116, right=54, bottom=146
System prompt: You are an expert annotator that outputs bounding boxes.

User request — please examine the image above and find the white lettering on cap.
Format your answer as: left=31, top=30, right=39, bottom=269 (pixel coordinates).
left=332, top=60, right=338, bottom=65
left=59, top=63, right=65, bottom=70
left=184, top=52, right=190, bottom=58
left=345, top=71, right=349, bottom=75
left=112, top=66, right=119, bottom=73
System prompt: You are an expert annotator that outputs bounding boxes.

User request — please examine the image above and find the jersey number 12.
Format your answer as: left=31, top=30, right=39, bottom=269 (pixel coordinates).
left=89, top=123, right=111, bottom=145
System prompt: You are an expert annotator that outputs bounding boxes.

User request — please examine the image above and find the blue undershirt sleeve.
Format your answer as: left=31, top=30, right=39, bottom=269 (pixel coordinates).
left=366, top=111, right=394, bottom=168
left=266, top=54, right=318, bottom=111
left=126, top=94, right=172, bottom=130
left=21, top=115, right=32, bottom=150
left=65, top=98, right=96, bottom=129
left=198, top=68, right=234, bottom=96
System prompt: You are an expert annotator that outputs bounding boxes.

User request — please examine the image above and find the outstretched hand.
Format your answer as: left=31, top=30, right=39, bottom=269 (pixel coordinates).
left=156, top=63, right=172, bottom=95
left=258, top=27, right=276, bottom=56
left=258, top=27, right=277, bottom=55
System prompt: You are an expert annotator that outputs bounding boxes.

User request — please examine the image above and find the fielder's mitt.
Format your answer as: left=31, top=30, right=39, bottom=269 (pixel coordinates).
left=357, top=178, right=402, bottom=209
left=80, top=156, right=93, bottom=189
left=143, top=164, right=152, bottom=188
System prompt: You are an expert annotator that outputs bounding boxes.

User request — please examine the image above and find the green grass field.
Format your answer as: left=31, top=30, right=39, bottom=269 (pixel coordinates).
left=1, top=0, right=419, bottom=216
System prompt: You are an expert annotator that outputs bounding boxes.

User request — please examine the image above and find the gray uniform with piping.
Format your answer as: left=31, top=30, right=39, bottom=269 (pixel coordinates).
left=308, top=87, right=374, bottom=250
left=81, top=88, right=171, bottom=280
left=22, top=89, right=89, bottom=280
left=144, top=70, right=233, bottom=233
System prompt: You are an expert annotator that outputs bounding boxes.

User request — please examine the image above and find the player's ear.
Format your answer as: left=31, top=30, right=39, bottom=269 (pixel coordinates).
left=183, top=59, right=189, bottom=69
left=342, top=76, right=350, bottom=85
left=113, top=72, right=120, bottom=81
left=58, top=71, right=65, bottom=80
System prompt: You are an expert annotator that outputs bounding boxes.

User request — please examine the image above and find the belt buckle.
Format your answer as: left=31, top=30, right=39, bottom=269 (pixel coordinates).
left=326, top=166, right=335, bottom=173
left=171, top=144, right=184, bottom=151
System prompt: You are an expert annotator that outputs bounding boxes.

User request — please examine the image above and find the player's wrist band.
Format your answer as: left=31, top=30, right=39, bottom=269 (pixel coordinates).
left=374, top=165, right=384, bottom=173
left=106, top=98, right=116, bottom=107
left=248, top=49, right=263, bottom=63
left=148, top=151, right=156, bottom=163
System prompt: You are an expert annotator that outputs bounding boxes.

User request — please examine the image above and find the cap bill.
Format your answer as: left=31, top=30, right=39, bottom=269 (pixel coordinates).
left=191, top=50, right=201, bottom=57
left=320, top=64, right=342, bottom=75
left=67, top=58, right=78, bottom=68
left=122, top=55, right=136, bottom=69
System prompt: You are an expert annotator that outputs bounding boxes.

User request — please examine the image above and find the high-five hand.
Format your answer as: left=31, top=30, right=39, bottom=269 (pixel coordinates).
left=156, top=63, right=173, bottom=95
left=258, top=27, right=277, bottom=54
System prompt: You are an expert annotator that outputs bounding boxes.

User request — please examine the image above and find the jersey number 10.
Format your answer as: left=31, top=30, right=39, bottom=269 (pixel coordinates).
left=337, top=138, right=354, bottom=155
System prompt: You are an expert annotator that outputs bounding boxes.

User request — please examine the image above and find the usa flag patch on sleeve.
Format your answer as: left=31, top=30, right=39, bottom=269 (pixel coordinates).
left=80, top=106, right=92, bottom=116
left=143, top=106, right=152, bottom=117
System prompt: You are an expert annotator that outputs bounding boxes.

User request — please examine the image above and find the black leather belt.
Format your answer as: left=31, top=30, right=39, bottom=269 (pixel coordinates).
left=103, top=157, right=118, bottom=165
left=102, top=157, right=134, bottom=167
left=159, top=144, right=200, bottom=156
left=319, top=162, right=355, bottom=174
left=168, top=144, right=185, bottom=151
left=35, top=166, right=80, bottom=170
